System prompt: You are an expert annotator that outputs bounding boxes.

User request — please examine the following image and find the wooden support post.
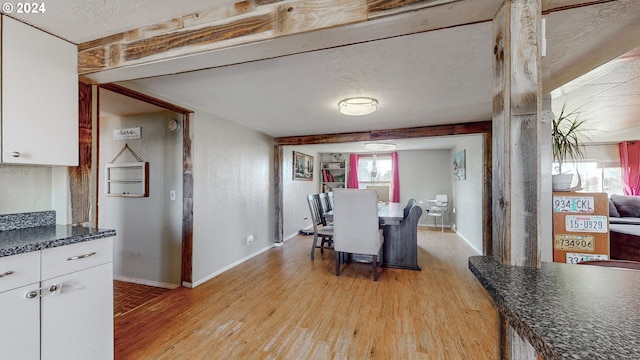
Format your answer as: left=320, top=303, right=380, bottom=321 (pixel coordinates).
left=274, top=145, right=284, bottom=243
left=492, top=0, right=542, bottom=358
left=492, top=0, right=542, bottom=266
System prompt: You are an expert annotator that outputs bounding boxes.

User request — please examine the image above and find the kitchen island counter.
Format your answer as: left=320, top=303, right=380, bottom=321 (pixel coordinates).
left=469, top=255, right=640, bottom=359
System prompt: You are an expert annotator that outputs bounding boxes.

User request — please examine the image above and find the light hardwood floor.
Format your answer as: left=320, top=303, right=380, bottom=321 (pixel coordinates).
left=114, top=228, right=499, bottom=359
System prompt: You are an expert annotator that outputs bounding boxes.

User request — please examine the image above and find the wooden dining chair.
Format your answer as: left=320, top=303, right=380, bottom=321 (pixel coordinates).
left=307, top=194, right=334, bottom=260
left=403, top=198, right=417, bottom=218
left=332, top=189, right=384, bottom=281
left=318, top=192, right=332, bottom=224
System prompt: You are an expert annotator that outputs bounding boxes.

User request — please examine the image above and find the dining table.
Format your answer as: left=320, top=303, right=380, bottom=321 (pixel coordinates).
left=323, top=202, right=420, bottom=270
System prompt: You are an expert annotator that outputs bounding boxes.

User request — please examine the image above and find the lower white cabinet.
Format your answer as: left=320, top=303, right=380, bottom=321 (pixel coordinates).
left=41, top=263, right=113, bottom=360
left=0, top=283, right=41, bottom=359
left=0, top=238, right=113, bottom=360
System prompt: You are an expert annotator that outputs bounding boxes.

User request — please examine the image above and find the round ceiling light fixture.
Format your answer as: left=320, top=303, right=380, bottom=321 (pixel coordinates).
left=338, top=97, right=378, bottom=116
left=364, top=142, right=397, bottom=151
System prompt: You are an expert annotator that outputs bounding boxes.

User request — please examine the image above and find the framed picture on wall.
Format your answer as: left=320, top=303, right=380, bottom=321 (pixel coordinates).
left=454, top=149, right=466, bottom=180
left=293, top=151, right=314, bottom=181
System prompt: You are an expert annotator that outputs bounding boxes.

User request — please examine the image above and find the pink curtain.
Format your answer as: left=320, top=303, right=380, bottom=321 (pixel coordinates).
left=390, top=152, right=400, bottom=202
left=619, top=141, right=640, bottom=195
left=347, top=154, right=359, bottom=189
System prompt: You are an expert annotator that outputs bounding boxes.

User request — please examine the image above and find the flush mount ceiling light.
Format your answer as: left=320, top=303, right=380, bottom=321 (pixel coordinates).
left=364, top=143, right=396, bottom=151
left=338, top=97, right=378, bottom=116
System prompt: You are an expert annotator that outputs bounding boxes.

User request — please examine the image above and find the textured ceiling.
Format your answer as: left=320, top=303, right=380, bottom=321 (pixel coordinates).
left=6, top=0, right=640, bottom=146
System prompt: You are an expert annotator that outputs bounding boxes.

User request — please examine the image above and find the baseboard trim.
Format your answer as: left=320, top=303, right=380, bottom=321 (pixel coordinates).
left=114, top=275, right=180, bottom=289
left=184, top=243, right=276, bottom=288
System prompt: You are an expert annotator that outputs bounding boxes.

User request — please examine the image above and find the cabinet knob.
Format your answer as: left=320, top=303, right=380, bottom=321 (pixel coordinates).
left=11, top=151, right=21, bottom=157
left=48, top=285, right=58, bottom=293
left=25, top=291, right=38, bottom=299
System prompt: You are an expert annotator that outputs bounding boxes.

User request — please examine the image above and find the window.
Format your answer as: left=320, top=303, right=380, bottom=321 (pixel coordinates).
left=357, top=154, right=392, bottom=186
left=554, top=162, right=623, bottom=196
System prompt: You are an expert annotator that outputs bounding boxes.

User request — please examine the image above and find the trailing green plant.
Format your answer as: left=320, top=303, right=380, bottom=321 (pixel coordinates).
left=552, top=102, right=590, bottom=174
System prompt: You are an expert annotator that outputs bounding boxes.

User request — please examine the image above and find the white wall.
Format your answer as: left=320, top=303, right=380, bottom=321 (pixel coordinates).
left=191, top=110, right=275, bottom=286
left=0, top=165, right=52, bottom=214
left=452, top=136, right=484, bottom=254
left=398, top=149, right=453, bottom=226
left=282, top=146, right=320, bottom=240
left=98, top=111, right=183, bottom=288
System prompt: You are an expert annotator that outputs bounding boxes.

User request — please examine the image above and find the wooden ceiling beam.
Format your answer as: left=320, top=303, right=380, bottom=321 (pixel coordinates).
left=78, top=0, right=461, bottom=75
left=273, top=121, right=491, bottom=146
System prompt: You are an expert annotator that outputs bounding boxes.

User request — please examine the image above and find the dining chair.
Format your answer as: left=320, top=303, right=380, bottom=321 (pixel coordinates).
left=403, top=198, right=417, bottom=218
left=318, top=192, right=332, bottom=224
left=426, top=194, right=448, bottom=231
left=332, top=189, right=384, bottom=281
left=307, top=194, right=334, bottom=260
left=327, top=191, right=335, bottom=210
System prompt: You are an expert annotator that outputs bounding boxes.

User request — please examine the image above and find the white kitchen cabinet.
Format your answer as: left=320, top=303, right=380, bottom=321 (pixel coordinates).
left=1, top=15, right=78, bottom=166
left=0, top=238, right=113, bottom=360
left=40, top=238, right=114, bottom=360
left=41, top=263, right=113, bottom=360
left=0, top=251, right=41, bottom=360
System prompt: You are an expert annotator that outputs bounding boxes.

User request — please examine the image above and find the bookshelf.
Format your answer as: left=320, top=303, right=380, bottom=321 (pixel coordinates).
left=320, top=160, right=347, bottom=192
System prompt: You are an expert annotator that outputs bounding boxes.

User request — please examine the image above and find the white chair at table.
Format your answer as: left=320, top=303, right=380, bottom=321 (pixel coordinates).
left=426, top=194, right=448, bottom=232
left=332, top=189, right=384, bottom=281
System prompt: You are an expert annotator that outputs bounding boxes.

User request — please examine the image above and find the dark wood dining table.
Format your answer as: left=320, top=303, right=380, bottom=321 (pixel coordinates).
left=323, top=202, right=420, bottom=270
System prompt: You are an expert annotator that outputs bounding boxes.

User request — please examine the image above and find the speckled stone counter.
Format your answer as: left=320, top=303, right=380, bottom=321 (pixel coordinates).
left=0, top=211, right=116, bottom=257
left=469, top=256, right=640, bottom=359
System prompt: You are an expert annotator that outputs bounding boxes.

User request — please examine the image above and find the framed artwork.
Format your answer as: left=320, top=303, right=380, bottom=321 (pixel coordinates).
left=453, top=149, right=466, bottom=180
left=293, top=151, right=314, bottom=181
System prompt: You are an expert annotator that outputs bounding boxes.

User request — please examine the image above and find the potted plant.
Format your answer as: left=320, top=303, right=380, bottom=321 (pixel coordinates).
left=552, top=102, right=590, bottom=191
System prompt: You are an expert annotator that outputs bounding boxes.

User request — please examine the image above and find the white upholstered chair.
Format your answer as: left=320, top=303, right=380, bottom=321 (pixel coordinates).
left=427, top=194, right=448, bottom=231
left=332, top=189, right=384, bottom=281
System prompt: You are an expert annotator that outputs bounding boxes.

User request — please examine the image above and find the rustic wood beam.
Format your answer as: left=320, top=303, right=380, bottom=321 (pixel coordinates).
left=274, top=145, right=284, bottom=243
left=492, top=0, right=542, bottom=358
left=78, top=0, right=462, bottom=75
left=274, top=121, right=491, bottom=146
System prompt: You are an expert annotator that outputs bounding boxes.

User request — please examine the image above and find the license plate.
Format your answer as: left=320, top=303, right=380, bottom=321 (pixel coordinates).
left=554, top=234, right=595, bottom=251
left=566, top=253, right=609, bottom=264
left=565, top=215, right=608, bottom=233
left=553, top=196, right=595, bottom=213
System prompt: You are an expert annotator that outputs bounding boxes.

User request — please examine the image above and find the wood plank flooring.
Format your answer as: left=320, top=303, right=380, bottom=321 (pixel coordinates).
left=114, top=228, right=499, bottom=359
left=114, top=280, right=171, bottom=317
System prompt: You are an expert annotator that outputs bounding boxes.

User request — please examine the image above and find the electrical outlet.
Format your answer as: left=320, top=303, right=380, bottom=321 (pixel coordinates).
left=246, top=234, right=254, bottom=245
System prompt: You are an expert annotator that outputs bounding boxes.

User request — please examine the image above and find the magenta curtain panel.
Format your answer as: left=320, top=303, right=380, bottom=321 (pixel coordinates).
left=390, top=152, right=400, bottom=202
left=347, top=154, right=359, bottom=188
left=619, top=141, right=640, bottom=195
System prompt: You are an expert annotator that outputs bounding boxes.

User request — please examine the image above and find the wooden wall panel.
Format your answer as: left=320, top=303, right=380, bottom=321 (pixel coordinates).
left=68, top=81, right=93, bottom=224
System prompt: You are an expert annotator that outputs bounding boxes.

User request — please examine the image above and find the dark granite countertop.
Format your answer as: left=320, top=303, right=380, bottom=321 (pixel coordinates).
left=0, top=225, right=116, bottom=257
left=0, top=211, right=116, bottom=258
left=469, top=256, right=640, bottom=359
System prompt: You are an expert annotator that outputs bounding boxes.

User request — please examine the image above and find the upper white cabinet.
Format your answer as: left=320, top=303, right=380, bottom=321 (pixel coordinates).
left=1, top=15, right=78, bottom=166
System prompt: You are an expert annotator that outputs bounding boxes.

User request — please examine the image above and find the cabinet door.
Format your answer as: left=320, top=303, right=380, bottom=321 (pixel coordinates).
left=1, top=16, right=78, bottom=165
left=0, top=284, right=41, bottom=360
left=41, top=263, right=113, bottom=360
